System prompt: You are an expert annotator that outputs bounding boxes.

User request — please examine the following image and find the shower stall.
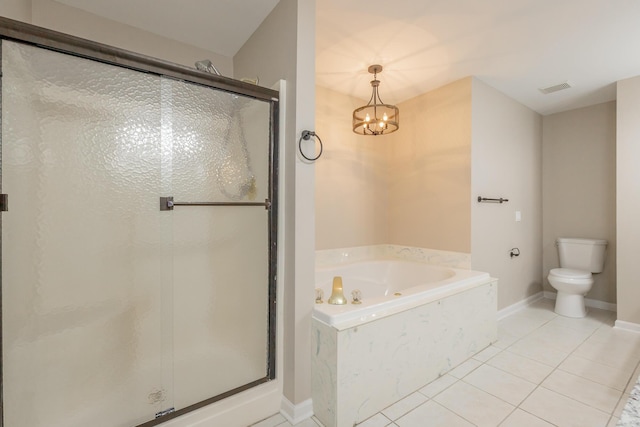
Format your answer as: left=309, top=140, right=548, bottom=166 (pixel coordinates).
left=0, top=18, right=279, bottom=427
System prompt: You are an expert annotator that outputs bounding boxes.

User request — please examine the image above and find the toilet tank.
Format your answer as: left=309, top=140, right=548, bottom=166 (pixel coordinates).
left=557, top=237, right=608, bottom=273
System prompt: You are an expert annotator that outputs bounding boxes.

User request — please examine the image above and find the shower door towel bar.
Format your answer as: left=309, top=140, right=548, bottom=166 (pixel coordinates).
left=160, top=196, right=271, bottom=211
left=477, top=196, right=509, bottom=203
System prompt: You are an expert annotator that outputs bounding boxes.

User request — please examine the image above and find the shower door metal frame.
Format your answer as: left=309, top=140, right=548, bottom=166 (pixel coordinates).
left=0, top=16, right=279, bottom=427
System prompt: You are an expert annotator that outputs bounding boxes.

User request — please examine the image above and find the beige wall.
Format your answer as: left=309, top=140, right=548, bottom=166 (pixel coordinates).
left=617, top=76, right=640, bottom=324
left=315, top=78, right=472, bottom=253
left=235, top=0, right=316, bottom=409
left=2, top=0, right=233, bottom=74
left=542, top=102, right=616, bottom=304
left=315, top=86, right=390, bottom=249
left=388, top=78, right=472, bottom=253
left=471, top=78, right=543, bottom=310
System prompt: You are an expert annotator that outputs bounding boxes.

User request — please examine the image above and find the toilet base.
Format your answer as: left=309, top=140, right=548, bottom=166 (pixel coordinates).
left=554, top=292, right=587, bottom=318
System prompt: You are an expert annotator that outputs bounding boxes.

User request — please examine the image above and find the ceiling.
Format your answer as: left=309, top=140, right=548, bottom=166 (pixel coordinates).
left=54, top=0, right=640, bottom=115
left=316, top=0, right=640, bottom=115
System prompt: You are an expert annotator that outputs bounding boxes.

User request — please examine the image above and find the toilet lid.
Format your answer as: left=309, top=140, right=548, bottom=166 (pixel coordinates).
left=550, top=268, right=591, bottom=279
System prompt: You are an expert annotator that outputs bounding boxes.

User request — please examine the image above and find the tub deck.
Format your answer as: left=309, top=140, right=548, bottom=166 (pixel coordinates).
left=314, top=261, right=491, bottom=330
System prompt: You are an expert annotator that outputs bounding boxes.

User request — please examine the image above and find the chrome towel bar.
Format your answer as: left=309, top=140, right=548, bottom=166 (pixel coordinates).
left=160, top=196, right=270, bottom=211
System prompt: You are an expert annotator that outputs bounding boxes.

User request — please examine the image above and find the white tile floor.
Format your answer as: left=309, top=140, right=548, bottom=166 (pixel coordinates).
left=251, top=298, right=640, bottom=427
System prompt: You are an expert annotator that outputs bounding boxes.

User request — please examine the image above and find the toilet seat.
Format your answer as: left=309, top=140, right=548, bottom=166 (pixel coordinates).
left=549, top=268, right=591, bottom=279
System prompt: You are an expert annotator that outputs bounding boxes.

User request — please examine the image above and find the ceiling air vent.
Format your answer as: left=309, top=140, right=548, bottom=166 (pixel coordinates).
left=539, top=81, right=572, bottom=94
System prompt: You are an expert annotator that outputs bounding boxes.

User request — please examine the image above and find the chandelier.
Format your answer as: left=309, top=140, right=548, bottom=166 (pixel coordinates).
left=352, top=65, right=399, bottom=136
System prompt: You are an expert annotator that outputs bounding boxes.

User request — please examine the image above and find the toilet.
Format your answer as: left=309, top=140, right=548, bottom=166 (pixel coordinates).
left=547, top=237, right=607, bottom=318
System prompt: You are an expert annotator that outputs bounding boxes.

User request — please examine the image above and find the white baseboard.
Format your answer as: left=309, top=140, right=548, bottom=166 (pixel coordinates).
left=543, top=291, right=617, bottom=312
left=586, top=298, right=617, bottom=312
left=497, top=292, right=544, bottom=320
left=614, top=320, right=640, bottom=334
left=281, top=397, right=314, bottom=425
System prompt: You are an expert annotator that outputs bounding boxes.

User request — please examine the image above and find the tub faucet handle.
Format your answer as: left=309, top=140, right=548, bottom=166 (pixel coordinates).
left=328, top=276, right=347, bottom=305
left=351, top=289, right=362, bottom=304
left=315, top=288, right=324, bottom=304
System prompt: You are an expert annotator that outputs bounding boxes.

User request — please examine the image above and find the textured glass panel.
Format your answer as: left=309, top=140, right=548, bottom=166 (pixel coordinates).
left=164, top=77, right=272, bottom=408
left=165, top=79, right=271, bottom=203
left=171, top=207, right=269, bottom=408
left=2, top=41, right=165, bottom=427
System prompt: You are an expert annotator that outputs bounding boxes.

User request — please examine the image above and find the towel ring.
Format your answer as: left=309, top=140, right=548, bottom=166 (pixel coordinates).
left=299, top=130, right=323, bottom=161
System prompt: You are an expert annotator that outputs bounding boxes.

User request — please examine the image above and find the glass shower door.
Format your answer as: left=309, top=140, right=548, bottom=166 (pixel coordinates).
left=1, top=37, right=276, bottom=427
left=1, top=40, right=167, bottom=427
left=162, top=78, right=272, bottom=410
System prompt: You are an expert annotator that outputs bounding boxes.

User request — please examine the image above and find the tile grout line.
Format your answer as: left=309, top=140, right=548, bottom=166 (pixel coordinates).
left=487, top=307, right=621, bottom=426
left=430, top=399, right=479, bottom=427
left=456, top=377, right=518, bottom=426
left=513, top=406, right=562, bottom=427
left=536, top=384, right=614, bottom=417
left=547, top=318, right=630, bottom=416
left=511, top=312, right=627, bottom=425
left=520, top=313, right=614, bottom=416
left=489, top=308, right=618, bottom=425
left=464, top=348, right=550, bottom=426
left=381, top=396, right=426, bottom=424
left=621, top=356, right=640, bottom=394
left=480, top=307, right=562, bottom=425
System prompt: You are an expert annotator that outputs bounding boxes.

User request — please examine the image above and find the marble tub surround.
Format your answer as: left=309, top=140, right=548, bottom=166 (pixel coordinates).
left=385, top=245, right=471, bottom=269
left=315, top=245, right=386, bottom=267
left=312, top=280, right=497, bottom=427
left=315, top=245, right=471, bottom=269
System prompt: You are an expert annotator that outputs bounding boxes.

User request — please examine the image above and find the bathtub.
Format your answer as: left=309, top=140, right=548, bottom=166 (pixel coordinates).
left=311, top=259, right=497, bottom=427
left=314, top=260, right=491, bottom=330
